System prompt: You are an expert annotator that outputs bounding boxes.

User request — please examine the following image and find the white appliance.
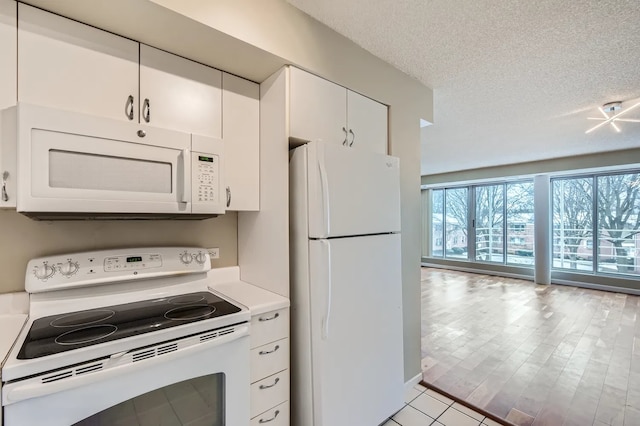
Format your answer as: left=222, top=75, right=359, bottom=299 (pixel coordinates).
left=0, top=103, right=225, bottom=219
left=1, top=247, right=250, bottom=426
left=289, top=141, right=404, bottom=426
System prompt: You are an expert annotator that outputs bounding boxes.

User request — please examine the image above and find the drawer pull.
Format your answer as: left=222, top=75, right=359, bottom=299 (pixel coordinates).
left=259, top=345, right=280, bottom=355
left=259, top=377, right=280, bottom=390
left=258, top=410, right=280, bottom=424
left=258, top=312, right=280, bottom=322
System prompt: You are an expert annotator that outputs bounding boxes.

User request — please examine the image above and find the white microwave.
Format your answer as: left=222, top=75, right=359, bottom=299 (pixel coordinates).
left=0, top=103, right=225, bottom=219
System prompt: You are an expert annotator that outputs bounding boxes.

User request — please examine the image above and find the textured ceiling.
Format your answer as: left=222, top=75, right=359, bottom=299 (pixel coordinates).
left=286, top=0, right=640, bottom=176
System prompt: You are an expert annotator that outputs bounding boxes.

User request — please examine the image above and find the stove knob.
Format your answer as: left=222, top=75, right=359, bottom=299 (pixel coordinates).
left=34, top=263, right=55, bottom=280
left=59, top=260, right=79, bottom=277
left=180, top=252, right=193, bottom=264
left=195, top=252, right=208, bottom=264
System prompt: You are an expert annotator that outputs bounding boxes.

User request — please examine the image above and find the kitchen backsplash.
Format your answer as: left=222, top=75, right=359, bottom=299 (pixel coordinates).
left=0, top=209, right=238, bottom=293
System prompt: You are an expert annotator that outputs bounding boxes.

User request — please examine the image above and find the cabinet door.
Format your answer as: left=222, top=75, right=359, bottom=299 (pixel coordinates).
left=18, top=4, right=138, bottom=122
left=222, top=72, right=259, bottom=211
left=0, top=0, right=16, bottom=110
left=347, top=90, right=388, bottom=154
left=289, top=67, right=346, bottom=146
left=140, top=44, right=222, bottom=138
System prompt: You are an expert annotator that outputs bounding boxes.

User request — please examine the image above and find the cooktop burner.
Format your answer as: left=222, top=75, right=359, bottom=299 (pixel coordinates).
left=18, top=291, right=241, bottom=359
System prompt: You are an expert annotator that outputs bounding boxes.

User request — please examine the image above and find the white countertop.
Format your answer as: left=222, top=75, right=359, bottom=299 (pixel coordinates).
left=207, top=267, right=289, bottom=316
left=0, top=292, right=29, bottom=373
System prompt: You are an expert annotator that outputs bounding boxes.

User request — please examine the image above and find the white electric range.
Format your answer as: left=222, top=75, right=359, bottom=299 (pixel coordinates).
left=1, top=247, right=250, bottom=426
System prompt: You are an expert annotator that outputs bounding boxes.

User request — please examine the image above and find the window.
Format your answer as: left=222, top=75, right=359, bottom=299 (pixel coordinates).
left=596, top=173, right=640, bottom=276
left=426, top=180, right=534, bottom=267
left=425, top=170, right=640, bottom=288
left=506, top=182, right=534, bottom=265
left=445, top=187, right=468, bottom=259
left=475, top=184, right=504, bottom=263
left=552, top=177, right=593, bottom=271
left=550, top=172, right=640, bottom=278
left=431, top=189, right=443, bottom=257
left=510, top=236, right=525, bottom=245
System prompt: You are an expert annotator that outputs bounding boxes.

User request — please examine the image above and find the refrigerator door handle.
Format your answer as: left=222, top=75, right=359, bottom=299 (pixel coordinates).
left=321, top=240, right=332, bottom=340
left=318, top=144, right=331, bottom=236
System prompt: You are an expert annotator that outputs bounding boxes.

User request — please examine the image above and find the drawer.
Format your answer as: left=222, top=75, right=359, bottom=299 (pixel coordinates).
left=251, top=338, right=289, bottom=383
left=251, top=401, right=289, bottom=426
left=251, top=308, right=289, bottom=348
left=250, top=369, right=289, bottom=418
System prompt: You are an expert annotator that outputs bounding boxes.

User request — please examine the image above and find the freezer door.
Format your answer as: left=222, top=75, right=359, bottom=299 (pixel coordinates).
left=308, top=234, right=404, bottom=426
left=306, top=141, right=400, bottom=238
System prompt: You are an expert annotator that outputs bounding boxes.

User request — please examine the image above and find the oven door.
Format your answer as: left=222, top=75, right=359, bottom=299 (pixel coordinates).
left=16, top=103, right=193, bottom=215
left=2, top=325, right=250, bottom=426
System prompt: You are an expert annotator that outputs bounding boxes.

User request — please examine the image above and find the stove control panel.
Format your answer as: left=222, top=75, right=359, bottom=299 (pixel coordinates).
left=26, top=247, right=211, bottom=294
left=104, top=254, right=162, bottom=272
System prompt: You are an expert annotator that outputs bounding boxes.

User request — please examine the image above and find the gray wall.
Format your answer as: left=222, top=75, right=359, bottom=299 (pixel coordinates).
left=422, top=146, right=640, bottom=185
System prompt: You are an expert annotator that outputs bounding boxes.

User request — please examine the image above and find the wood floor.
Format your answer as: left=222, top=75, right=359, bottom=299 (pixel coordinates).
left=420, top=267, right=640, bottom=426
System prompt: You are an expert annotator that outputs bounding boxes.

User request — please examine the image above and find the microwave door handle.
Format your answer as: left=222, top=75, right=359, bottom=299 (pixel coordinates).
left=180, top=149, right=191, bottom=203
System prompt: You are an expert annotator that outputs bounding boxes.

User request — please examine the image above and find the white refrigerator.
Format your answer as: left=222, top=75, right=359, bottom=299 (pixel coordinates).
left=290, top=141, right=404, bottom=426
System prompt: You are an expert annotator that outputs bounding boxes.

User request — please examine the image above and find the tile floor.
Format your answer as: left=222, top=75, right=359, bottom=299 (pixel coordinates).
left=383, top=383, right=504, bottom=426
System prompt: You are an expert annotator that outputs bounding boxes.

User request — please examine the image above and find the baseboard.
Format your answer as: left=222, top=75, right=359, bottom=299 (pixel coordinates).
left=404, top=372, right=422, bottom=393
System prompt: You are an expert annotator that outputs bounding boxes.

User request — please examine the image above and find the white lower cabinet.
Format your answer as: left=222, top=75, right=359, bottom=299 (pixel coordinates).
left=250, top=369, right=289, bottom=418
left=250, top=308, right=289, bottom=425
left=251, top=338, right=289, bottom=382
left=251, top=401, right=289, bottom=426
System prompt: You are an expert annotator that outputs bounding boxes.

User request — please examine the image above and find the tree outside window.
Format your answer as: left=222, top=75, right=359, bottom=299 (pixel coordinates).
left=552, top=177, right=593, bottom=271
left=597, top=173, right=640, bottom=275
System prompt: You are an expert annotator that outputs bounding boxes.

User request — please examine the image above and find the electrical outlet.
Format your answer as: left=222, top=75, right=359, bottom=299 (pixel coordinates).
left=207, top=248, right=220, bottom=259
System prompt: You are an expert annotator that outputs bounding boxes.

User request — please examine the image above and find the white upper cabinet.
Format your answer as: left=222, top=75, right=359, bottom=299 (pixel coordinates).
left=222, top=72, right=259, bottom=211
left=347, top=90, right=388, bottom=155
left=18, top=6, right=223, bottom=139
left=17, top=4, right=138, bottom=122
left=140, top=45, right=222, bottom=139
left=0, top=0, right=16, bottom=110
left=289, top=67, right=347, bottom=146
left=288, top=67, right=388, bottom=154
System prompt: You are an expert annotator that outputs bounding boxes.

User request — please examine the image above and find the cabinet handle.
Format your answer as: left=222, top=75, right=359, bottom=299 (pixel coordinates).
left=125, top=95, right=134, bottom=121
left=137, top=130, right=146, bottom=138
left=259, top=377, right=280, bottom=390
left=342, top=126, right=348, bottom=146
left=258, top=410, right=280, bottom=424
left=258, top=312, right=279, bottom=322
left=142, top=98, right=151, bottom=123
left=226, top=186, right=231, bottom=208
left=349, top=129, right=355, bottom=147
left=2, top=171, right=9, bottom=202
left=259, top=345, right=280, bottom=355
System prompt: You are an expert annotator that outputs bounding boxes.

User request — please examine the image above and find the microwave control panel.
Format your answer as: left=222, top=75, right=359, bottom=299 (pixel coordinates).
left=191, top=149, right=224, bottom=214
left=194, top=154, right=219, bottom=204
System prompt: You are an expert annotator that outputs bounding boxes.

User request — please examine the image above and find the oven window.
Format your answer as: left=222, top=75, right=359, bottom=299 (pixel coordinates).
left=73, top=373, right=225, bottom=425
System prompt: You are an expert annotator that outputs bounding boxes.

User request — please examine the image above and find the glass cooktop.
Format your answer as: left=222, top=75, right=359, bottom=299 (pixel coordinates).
left=18, top=291, right=242, bottom=360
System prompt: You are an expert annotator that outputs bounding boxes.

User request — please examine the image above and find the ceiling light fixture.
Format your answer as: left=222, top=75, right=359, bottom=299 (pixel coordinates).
left=585, top=101, right=640, bottom=134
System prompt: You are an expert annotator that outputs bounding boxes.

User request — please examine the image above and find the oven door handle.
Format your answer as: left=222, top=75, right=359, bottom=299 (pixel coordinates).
left=4, top=325, right=249, bottom=404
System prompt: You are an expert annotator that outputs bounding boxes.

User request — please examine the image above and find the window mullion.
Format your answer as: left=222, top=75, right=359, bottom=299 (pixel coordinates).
left=592, top=176, right=597, bottom=273
left=469, top=185, right=476, bottom=261
left=503, top=183, right=507, bottom=265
